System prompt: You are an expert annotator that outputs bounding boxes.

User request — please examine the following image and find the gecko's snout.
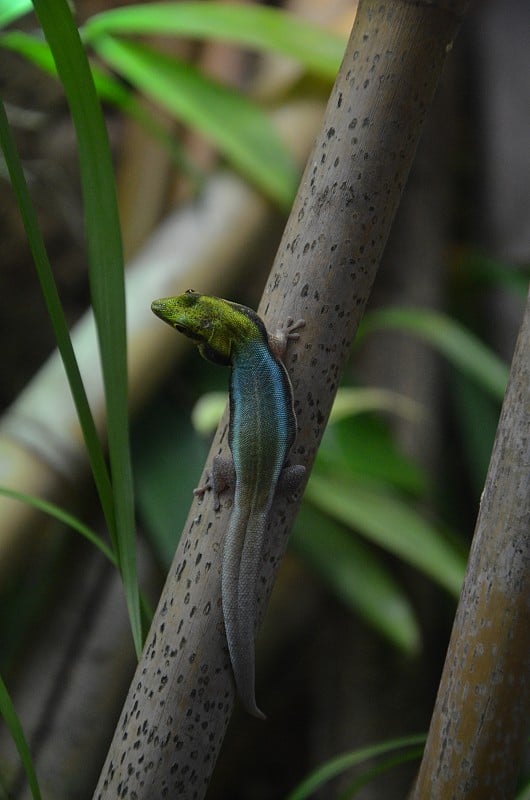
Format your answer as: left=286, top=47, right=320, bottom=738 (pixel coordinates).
left=151, top=299, right=165, bottom=318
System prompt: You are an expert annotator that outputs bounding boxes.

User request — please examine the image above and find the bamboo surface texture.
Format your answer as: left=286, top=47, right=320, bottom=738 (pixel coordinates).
left=411, top=287, right=530, bottom=800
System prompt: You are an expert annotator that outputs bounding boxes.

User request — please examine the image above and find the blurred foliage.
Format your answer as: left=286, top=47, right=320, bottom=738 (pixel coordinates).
left=0, top=0, right=346, bottom=208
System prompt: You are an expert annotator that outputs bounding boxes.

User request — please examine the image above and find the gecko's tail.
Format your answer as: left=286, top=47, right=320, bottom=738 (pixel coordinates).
left=222, top=502, right=268, bottom=719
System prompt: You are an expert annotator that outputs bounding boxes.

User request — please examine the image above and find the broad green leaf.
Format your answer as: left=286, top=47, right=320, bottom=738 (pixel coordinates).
left=285, top=734, right=425, bottom=800
left=306, top=473, right=466, bottom=596
left=292, top=506, right=420, bottom=654
left=0, top=0, right=32, bottom=28
left=93, top=36, right=298, bottom=208
left=83, top=1, right=345, bottom=80
left=0, top=674, right=42, bottom=800
left=32, top=0, right=142, bottom=657
left=358, top=308, right=509, bottom=400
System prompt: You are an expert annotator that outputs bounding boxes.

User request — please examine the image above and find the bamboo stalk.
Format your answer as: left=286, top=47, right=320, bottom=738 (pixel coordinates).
left=92, top=2, right=471, bottom=798
left=410, top=286, right=530, bottom=799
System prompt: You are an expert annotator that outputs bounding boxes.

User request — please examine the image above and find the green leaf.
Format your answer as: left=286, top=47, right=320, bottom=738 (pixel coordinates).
left=318, top=414, right=427, bottom=496
left=0, top=0, right=32, bottom=28
left=93, top=36, right=298, bottom=209
left=292, top=505, right=421, bottom=654
left=0, top=30, right=199, bottom=182
left=358, top=308, right=509, bottom=400
left=457, top=248, right=530, bottom=298
left=0, top=486, right=116, bottom=564
left=0, top=673, right=42, bottom=800
left=306, top=473, right=466, bottom=596
left=82, top=1, right=345, bottom=80
left=0, top=99, right=115, bottom=554
left=515, top=778, right=530, bottom=800
left=133, top=397, right=208, bottom=567
left=1, top=30, right=131, bottom=101
left=285, top=734, right=425, bottom=800
left=330, top=386, right=425, bottom=425
left=451, top=371, right=500, bottom=495
left=31, top=0, right=142, bottom=657
left=1, top=30, right=55, bottom=69
left=338, top=747, right=425, bottom=799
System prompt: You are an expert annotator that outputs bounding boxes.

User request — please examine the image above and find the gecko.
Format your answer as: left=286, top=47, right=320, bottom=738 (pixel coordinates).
left=151, top=290, right=305, bottom=718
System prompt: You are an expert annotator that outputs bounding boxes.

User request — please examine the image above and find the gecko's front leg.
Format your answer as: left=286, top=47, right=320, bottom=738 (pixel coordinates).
left=194, top=455, right=235, bottom=512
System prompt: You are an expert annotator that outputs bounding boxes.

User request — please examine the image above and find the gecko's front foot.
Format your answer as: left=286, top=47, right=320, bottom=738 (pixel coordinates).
left=194, top=455, right=235, bottom=512
left=269, top=316, right=305, bottom=359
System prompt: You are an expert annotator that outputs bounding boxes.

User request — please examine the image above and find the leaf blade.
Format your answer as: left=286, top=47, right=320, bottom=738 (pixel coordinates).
left=83, top=1, right=345, bottom=80
left=93, top=36, right=298, bottom=208
left=292, top=505, right=421, bottom=654
left=0, top=674, right=42, bottom=800
left=285, top=734, right=426, bottom=800
left=31, top=0, right=142, bottom=656
left=306, top=473, right=466, bottom=596
left=358, top=308, right=509, bottom=400
left=0, top=0, right=32, bottom=28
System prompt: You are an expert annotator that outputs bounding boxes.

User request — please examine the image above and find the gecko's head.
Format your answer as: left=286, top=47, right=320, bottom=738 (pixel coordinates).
left=151, top=290, right=263, bottom=366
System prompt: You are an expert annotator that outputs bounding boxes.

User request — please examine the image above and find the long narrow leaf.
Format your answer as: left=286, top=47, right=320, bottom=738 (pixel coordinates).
left=0, top=98, right=115, bottom=540
left=358, top=308, right=509, bottom=400
left=292, top=506, right=420, bottom=654
left=0, top=486, right=116, bottom=564
left=306, top=473, right=466, bottom=596
left=82, top=1, right=345, bottom=80
left=285, top=734, right=426, bottom=800
left=0, top=31, right=197, bottom=180
left=329, top=386, right=425, bottom=424
left=31, top=0, right=142, bottom=657
left=338, top=747, right=424, bottom=799
left=1, top=29, right=136, bottom=102
left=93, top=35, right=298, bottom=209
left=0, top=674, right=42, bottom=800
left=0, top=0, right=32, bottom=28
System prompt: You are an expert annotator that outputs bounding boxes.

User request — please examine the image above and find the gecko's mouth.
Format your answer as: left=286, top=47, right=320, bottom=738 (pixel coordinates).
left=174, top=323, right=202, bottom=343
